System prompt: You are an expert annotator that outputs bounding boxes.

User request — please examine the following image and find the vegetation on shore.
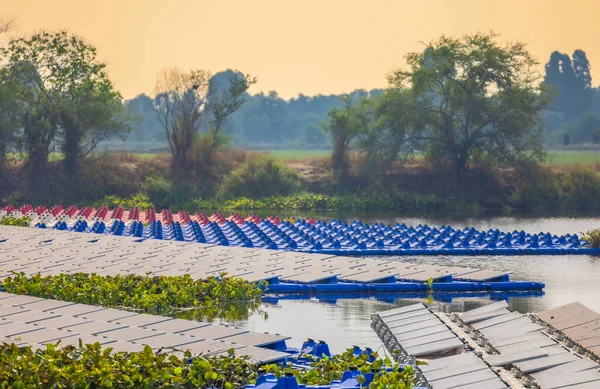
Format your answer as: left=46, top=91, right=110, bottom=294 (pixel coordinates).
left=3, top=27, right=600, bottom=215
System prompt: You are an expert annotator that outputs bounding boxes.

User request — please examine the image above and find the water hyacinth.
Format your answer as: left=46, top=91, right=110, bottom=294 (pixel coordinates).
left=0, top=272, right=266, bottom=322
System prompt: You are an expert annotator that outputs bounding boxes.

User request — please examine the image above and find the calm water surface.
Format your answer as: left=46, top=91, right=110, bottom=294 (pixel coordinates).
left=232, top=215, right=600, bottom=353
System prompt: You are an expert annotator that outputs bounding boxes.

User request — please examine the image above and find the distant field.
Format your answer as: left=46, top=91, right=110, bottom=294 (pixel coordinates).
left=7, top=149, right=600, bottom=165
left=546, top=150, right=600, bottom=165
left=260, top=149, right=331, bottom=160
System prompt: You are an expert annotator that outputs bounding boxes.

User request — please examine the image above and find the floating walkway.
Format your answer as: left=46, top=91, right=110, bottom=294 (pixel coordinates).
left=0, top=226, right=544, bottom=293
left=0, top=291, right=290, bottom=363
left=372, top=301, right=600, bottom=388
left=2, top=205, right=598, bottom=256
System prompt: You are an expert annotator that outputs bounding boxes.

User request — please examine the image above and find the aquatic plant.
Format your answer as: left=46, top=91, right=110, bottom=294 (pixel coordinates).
left=0, top=343, right=256, bottom=388
left=0, top=272, right=265, bottom=322
left=0, top=215, right=30, bottom=227
left=94, top=193, right=154, bottom=209
left=581, top=228, right=600, bottom=248
left=262, top=347, right=415, bottom=387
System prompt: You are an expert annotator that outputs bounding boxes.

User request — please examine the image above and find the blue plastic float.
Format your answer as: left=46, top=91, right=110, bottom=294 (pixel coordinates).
left=38, top=218, right=600, bottom=256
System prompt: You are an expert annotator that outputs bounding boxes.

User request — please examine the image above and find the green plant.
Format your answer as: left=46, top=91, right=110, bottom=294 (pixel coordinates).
left=262, top=348, right=415, bottom=387
left=219, top=154, right=301, bottom=199
left=424, top=277, right=434, bottom=306
left=0, top=272, right=265, bottom=322
left=144, top=176, right=196, bottom=209
left=581, top=229, right=600, bottom=248
left=0, top=215, right=30, bottom=226
left=95, top=193, right=154, bottom=209
left=0, top=342, right=257, bottom=388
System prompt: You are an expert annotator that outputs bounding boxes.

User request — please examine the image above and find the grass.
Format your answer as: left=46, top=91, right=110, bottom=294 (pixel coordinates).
left=6, top=149, right=600, bottom=165
left=260, top=149, right=331, bottom=160
left=546, top=150, right=600, bottom=166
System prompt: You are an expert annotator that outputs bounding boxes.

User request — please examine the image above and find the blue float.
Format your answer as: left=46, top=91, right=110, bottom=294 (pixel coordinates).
left=47, top=217, right=600, bottom=256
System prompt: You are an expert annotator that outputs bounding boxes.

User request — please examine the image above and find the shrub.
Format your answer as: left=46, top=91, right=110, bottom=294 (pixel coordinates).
left=0, top=343, right=257, bottom=388
left=144, top=176, right=196, bottom=209
left=210, top=193, right=479, bottom=212
left=1, top=273, right=264, bottom=322
left=560, top=166, right=600, bottom=211
left=581, top=229, right=600, bottom=248
left=0, top=215, right=30, bottom=227
left=263, top=347, right=415, bottom=387
left=94, top=193, right=154, bottom=209
left=219, top=155, right=301, bottom=199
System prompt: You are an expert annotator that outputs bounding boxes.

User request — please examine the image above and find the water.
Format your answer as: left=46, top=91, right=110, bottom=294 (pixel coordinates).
left=233, top=215, right=600, bottom=353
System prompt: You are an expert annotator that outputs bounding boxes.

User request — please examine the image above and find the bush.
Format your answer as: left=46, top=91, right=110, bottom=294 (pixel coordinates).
left=581, top=228, right=600, bottom=248
left=0, top=215, right=30, bottom=226
left=219, top=155, right=300, bottom=199
left=1, top=273, right=264, bottom=322
left=144, top=176, right=197, bottom=209
left=0, top=343, right=257, bottom=388
left=201, top=192, right=480, bottom=212
left=263, top=347, right=415, bottom=387
left=95, top=193, right=154, bottom=209
left=560, top=166, right=600, bottom=211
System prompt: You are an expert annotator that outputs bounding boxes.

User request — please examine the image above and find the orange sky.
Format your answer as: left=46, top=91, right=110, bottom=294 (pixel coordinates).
left=2, top=0, right=599, bottom=99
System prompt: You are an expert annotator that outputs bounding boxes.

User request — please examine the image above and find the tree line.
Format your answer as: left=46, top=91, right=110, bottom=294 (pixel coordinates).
left=0, top=23, right=597, bottom=193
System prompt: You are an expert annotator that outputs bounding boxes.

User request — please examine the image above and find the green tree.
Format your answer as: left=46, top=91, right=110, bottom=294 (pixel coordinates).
left=544, top=50, right=594, bottom=119
left=321, top=95, right=370, bottom=182
left=202, top=72, right=256, bottom=165
left=390, top=32, right=550, bottom=175
left=154, top=67, right=212, bottom=176
left=358, top=88, right=416, bottom=177
left=1, top=31, right=129, bottom=179
left=0, top=67, right=21, bottom=175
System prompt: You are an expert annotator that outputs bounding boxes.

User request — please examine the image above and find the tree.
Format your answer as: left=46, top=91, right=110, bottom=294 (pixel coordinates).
left=154, top=67, right=212, bottom=176
left=358, top=88, right=416, bottom=177
left=203, top=72, right=256, bottom=164
left=544, top=50, right=594, bottom=118
left=388, top=32, right=550, bottom=176
left=563, top=133, right=570, bottom=155
left=1, top=31, right=129, bottom=179
left=0, top=67, right=20, bottom=174
left=321, top=95, right=370, bottom=182
left=124, top=94, right=164, bottom=142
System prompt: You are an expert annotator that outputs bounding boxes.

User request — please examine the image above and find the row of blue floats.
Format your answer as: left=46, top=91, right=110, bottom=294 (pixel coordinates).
left=42, top=218, right=599, bottom=256
left=35, top=220, right=546, bottom=294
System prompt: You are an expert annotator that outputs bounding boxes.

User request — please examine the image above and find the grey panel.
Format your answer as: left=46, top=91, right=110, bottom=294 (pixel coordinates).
left=449, top=378, right=507, bottom=389
left=486, top=347, right=547, bottom=367
left=462, top=308, right=511, bottom=325
left=534, top=369, right=600, bottom=389
left=428, top=369, right=498, bottom=389
left=472, top=312, right=523, bottom=330
left=530, top=359, right=599, bottom=380
left=394, top=324, right=449, bottom=342
left=424, top=360, right=489, bottom=381
left=401, top=331, right=457, bottom=349
left=460, top=301, right=509, bottom=322
left=404, top=338, right=464, bottom=357
left=377, top=303, right=426, bottom=318
left=419, top=353, right=482, bottom=372
left=516, top=353, right=580, bottom=373
left=216, top=332, right=290, bottom=347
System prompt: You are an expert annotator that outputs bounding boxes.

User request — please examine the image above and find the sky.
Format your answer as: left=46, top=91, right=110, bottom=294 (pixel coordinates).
left=2, top=0, right=599, bottom=100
